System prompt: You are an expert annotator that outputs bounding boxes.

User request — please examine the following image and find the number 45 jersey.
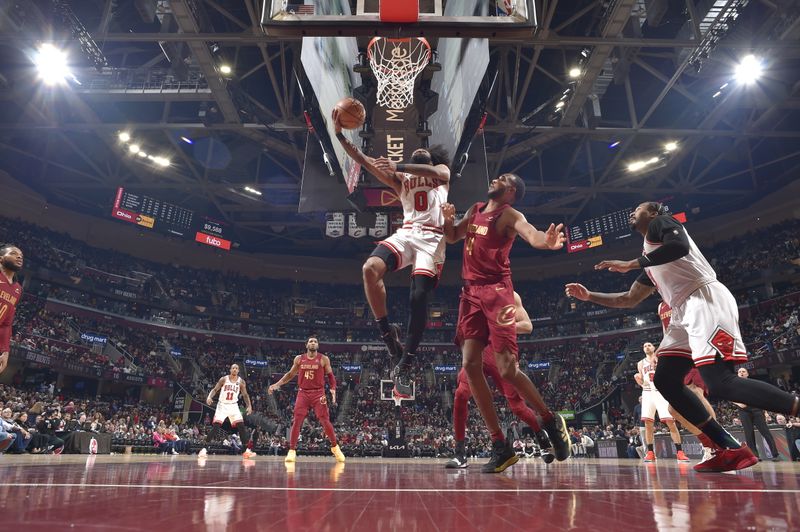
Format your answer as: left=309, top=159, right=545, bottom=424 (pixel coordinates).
left=376, top=173, right=448, bottom=278
left=297, top=353, right=326, bottom=391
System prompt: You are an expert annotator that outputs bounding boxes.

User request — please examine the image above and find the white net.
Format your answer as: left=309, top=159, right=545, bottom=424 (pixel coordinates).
left=368, top=37, right=430, bottom=109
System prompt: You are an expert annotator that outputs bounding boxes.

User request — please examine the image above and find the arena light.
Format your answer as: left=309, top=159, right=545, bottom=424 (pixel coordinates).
left=180, top=136, right=193, bottom=144
left=118, top=131, right=131, bottom=142
left=137, top=151, right=148, bottom=158
left=244, top=186, right=262, bottom=196
left=555, top=101, right=565, bottom=109
left=608, top=140, right=621, bottom=149
left=219, top=64, right=232, bottom=75
left=627, top=161, right=646, bottom=172
left=664, top=141, right=678, bottom=152
left=636, top=319, right=645, bottom=326
left=568, top=66, right=581, bottom=79
left=34, top=44, right=71, bottom=85
left=128, top=144, right=140, bottom=154
left=153, top=156, right=170, bottom=167
left=735, top=54, right=762, bottom=85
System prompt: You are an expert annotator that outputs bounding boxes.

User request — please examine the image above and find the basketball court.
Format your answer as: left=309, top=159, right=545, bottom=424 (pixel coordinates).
left=2, top=455, right=798, bottom=530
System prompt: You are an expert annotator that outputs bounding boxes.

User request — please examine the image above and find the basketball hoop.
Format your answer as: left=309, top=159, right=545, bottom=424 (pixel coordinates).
left=367, top=37, right=431, bottom=109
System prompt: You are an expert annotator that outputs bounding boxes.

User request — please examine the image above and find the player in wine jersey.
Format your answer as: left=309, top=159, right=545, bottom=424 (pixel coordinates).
left=442, top=174, right=572, bottom=473
left=446, top=291, right=554, bottom=469
left=206, top=363, right=256, bottom=459
left=333, top=110, right=449, bottom=398
left=565, top=201, right=800, bottom=472
left=0, top=244, right=23, bottom=375
left=635, top=341, right=689, bottom=462
left=268, top=337, right=345, bottom=463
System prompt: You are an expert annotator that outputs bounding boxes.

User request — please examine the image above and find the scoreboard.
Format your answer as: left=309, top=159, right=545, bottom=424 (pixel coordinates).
left=111, top=187, right=232, bottom=251
left=567, top=207, right=686, bottom=253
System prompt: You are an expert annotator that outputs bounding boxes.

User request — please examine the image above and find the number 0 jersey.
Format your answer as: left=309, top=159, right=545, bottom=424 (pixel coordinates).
left=398, top=172, right=448, bottom=229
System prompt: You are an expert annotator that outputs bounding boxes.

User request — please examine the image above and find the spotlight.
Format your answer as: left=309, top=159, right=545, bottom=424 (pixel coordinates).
left=568, top=67, right=581, bottom=79
left=712, top=91, right=722, bottom=98
left=118, top=132, right=131, bottom=142
left=627, top=161, right=646, bottom=172
left=129, top=144, right=140, bottom=154
left=180, top=136, right=193, bottom=144
left=735, top=54, right=762, bottom=84
left=219, top=64, right=232, bottom=75
left=664, top=141, right=678, bottom=152
left=154, top=156, right=170, bottom=167
left=555, top=101, right=565, bottom=109
left=34, top=44, right=71, bottom=85
left=647, top=156, right=660, bottom=165
left=138, top=151, right=148, bottom=158
left=244, top=186, right=262, bottom=196
left=609, top=140, right=621, bottom=149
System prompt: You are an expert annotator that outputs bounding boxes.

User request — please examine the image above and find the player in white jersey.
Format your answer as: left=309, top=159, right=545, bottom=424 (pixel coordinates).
left=635, top=341, right=689, bottom=462
left=566, top=201, right=799, bottom=472
left=205, top=363, right=256, bottom=458
left=333, top=109, right=450, bottom=397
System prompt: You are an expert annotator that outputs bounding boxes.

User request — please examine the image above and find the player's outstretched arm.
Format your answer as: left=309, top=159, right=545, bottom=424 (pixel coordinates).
left=331, top=109, right=402, bottom=194
left=442, top=203, right=472, bottom=244
left=207, top=377, right=225, bottom=406
left=240, top=379, right=253, bottom=415
left=268, top=356, right=301, bottom=394
left=374, top=158, right=450, bottom=184
left=565, top=280, right=655, bottom=309
left=508, top=210, right=565, bottom=250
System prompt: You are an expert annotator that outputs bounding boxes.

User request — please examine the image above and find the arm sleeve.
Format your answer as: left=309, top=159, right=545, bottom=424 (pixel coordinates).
left=327, top=372, right=337, bottom=389
left=637, top=216, right=690, bottom=268
left=636, top=272, right=654, bottom=286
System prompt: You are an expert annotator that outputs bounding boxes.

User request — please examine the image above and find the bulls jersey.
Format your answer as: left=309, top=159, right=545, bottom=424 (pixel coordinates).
left=218, top=376, right=241, bottom=405
left=399, top=173, right=448, bottom=228
left=297, top=353, right=325, bottom=391
left=0, top=275, right=22, bottom=353
left=638, top=215, right=716, bottom=307
left=462, top=202, right=514, bottom=283
left=639, top=356, right=657, bottom=392
left=658, top=301, right=672, bottom=333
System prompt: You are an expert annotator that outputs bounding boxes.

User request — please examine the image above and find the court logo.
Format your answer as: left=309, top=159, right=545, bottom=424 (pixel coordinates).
left=320, top=396, right=327, bottom=405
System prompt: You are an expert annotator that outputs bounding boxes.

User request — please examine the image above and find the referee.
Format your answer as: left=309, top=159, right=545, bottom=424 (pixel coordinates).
left=734, top=367, right=780, bottom=461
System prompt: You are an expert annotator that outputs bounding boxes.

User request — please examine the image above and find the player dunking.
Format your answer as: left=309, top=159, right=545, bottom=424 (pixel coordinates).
left=268, top=337, right=345, bottom=463
left=0, top=244, right=23, bottom=375
left=565, top=201, right=800, bottom=472
left=446, top=291, right=554, bottom=469
left=442, top=174, right=572, bottom=473
left=205, top=363, right=257, bottom=459
left=333, top=109, right=450, bottom=397
left=635, top=341, right=689, bottom=462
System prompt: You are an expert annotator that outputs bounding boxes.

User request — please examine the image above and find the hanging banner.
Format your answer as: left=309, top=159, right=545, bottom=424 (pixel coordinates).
left=325, top=212, right=345, bottom=238
left=369, top=213, right=389, bottom=239
left=348, top=214, right=367, bottom=238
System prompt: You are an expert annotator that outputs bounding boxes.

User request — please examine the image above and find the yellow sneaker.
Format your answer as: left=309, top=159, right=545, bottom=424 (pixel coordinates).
left=331, top=444, right=346, bottom=463
left=285, top=449, right=296, bottom=463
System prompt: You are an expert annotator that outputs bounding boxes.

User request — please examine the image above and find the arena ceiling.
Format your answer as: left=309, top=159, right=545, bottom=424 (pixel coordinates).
left=0, top=0, right=799, bottom=257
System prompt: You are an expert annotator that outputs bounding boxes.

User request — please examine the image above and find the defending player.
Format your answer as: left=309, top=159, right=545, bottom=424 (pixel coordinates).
left=565, top=201, right=800, bottom=472
left=206, top=363, right=256, bottom=459
left=268, top=337, right=345, bottom=463
left=0, top=244, right=23, bottom=375
left=635, top=341, right=689, bottom=462
left=332, top=109, right=449, bottom=397
left=442, top=175, right=572, bottom=473
left=446, top=291, right=554, bottom=469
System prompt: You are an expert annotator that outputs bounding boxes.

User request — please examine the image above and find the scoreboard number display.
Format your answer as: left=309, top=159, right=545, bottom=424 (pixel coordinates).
left=566, top=207, right=686, bottom=253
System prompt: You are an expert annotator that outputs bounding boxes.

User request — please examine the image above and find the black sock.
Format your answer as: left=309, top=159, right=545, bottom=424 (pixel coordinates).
left=698, top=418, right=741, bottom=449
left=455, top=440, right=465, bottom=454
left=675, top=443, right=682, bottom=452
left=647, top=443, right=654, bottom=452
left=377, top=316, right=391, bottom=336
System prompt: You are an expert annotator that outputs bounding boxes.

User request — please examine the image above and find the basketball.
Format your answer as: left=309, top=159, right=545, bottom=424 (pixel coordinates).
left=334, top=97, right=366, bottom=129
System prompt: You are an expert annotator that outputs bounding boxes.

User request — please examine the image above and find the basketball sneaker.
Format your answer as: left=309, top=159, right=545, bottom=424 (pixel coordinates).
left=285, top=449, right=297, bottom=463
left=644, top=450, right=656, bottom=462
left=700, top=447, right=714, bottom=464
left=445, top=441, right=468, bottom=469
left=331, top=444, right=346, bottom=463
left=676, top=450, right=690, bottom=462
left=693, top=444, right=758, bottom=473
left=391, top=364, right=413, bottom=398
left=543, top=413, right=571, bottom=462
left=535, top=430, right=555, bottom=464
left=243, top=449, right=257, bottom=459
left=482, top=439, right=519, bottom=473
left=382, top=324, right=404, bottom=360
left=197, top=448, right=208, bottom=458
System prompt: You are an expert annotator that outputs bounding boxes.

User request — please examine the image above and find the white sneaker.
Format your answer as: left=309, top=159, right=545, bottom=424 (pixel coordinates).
left=171, top=449, right=178, bottom=455
left=198, top=448, right=208, bottom=458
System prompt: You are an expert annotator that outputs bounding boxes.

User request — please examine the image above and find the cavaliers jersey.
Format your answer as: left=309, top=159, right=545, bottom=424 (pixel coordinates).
left=639, top=215, right=716, bottom=307
left=658, top=301, right=672, bottom=333
left=218, top=376, right=241, bottom=405
left=639, top=356, right=657, bottom=392
left=462, top=202, right=514, bottom=283
left=399, top=173, right=448, bottom=228
left=297, top=353, right=325, bottom=391
left=0, top=276, right=22, bottom=352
